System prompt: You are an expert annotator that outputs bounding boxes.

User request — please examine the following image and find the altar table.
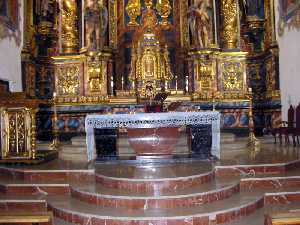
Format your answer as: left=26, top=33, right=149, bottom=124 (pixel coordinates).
left=85, top=112, right=220, bottom=161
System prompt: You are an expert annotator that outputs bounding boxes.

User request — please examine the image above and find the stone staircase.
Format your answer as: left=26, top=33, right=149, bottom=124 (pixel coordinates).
left=1, top=158, right=300, bottom=225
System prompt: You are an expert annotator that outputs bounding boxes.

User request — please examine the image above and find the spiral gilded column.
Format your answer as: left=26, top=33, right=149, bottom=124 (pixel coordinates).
left=61, top=0, right=79, bottom=54
left=220, top=0, right=239, bottom=49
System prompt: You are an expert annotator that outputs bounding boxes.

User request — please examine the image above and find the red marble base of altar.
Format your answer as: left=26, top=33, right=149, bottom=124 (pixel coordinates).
left=127, top=127, right=180, bottom=159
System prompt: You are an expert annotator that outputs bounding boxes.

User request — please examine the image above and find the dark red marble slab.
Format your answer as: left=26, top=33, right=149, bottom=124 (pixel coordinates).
left=95, top=172, right=214, bottom=193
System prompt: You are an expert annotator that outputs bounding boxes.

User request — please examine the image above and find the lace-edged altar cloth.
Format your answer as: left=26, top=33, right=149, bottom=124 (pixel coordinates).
left=85, top=111, right=220, bottom=161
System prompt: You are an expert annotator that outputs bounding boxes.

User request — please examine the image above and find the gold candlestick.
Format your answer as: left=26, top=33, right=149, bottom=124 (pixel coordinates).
left=50, top=92, right=60, bottom=150
left=247, top=88, right=260, bottom=152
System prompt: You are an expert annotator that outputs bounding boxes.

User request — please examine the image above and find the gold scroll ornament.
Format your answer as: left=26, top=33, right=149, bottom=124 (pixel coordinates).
left=0, top=107, right=37, bottom=159
left=222, top=62, right=243, bottom=91
left=57, top=66, right=80, bottom=95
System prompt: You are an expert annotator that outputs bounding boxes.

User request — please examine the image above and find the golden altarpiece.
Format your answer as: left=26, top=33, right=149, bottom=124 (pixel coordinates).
left=19, top=0, right=280, bottom=141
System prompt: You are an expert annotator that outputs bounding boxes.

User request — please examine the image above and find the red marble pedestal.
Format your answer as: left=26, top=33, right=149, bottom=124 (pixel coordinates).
left=127, top=127, right=180, bottom=159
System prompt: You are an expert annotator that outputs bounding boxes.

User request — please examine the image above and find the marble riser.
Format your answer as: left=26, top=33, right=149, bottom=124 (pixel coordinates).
left=48, top=191, right=300, bottom=225
left=70, top=175, right=300, bottom=210
left=59, top=154, right=88, bottom=162
left=95, top=171, right=215, bottom=193
left=49, top=197, right=263, bottom=225
left=70, top=183, right=240, bottom=210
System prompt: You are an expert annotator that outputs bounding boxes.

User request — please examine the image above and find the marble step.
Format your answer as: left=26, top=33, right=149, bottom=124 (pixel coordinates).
left=54, top=217, right=75, bottom=225
left=71, top=178, right=240, bottom=209
left=221, top=202, right=300, bottom=225
left=36, top=141, right=52, bottom=151
left=220, top=133, right=236, bottom=144
left=59, top=153, right=88, bottom=162
left=48, top=192, right=262, bottom=224
left=60, top=145, right=87, bottom=153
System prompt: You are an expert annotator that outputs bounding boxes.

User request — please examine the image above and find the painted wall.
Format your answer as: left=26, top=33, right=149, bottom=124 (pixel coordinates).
left=0, top=0, right=23, bottom=92
left=275, top=0, right=300, bottom=120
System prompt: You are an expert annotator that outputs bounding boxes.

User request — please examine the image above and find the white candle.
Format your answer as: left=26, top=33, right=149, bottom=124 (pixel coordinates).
left=111, top=76, right=114, bottom=95
left=185, top=75, right=189, bottom=93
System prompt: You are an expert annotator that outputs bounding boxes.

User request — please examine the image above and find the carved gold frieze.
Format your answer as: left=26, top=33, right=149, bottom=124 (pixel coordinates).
left=197, top=61, right=214, bottom=91
left=57, top=66, right=80, bottom=95
left=0, top=107, right=37, bottom=159
left=221, top=62, right=244, bottom=91
left=61, top=0, right=79, bottom=54
left=56, top=95, right=109, bottom=105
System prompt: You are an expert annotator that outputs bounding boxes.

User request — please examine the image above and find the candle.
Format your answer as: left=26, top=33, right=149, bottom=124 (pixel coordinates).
left=111, top=76, right=114, bottom=95
left=185, top=75, right=189, bottom=93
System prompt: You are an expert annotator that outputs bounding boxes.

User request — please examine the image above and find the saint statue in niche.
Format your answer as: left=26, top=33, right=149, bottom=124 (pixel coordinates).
left=85, top=0, right=108, bottom=50
left=188, top=0, right=213, bottom=48
left=35, top=0, right=57, bottom=26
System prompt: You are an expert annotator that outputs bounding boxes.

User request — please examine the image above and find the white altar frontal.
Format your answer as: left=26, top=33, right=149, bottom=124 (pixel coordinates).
left=85, top=111, right=220, bottom=161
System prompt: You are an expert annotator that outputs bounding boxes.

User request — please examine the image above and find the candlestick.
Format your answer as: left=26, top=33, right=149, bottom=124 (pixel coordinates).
left=111, top=75, right=114, bottom=95
left=50, top=91, right=59, bottom=150
left=185, top=75, right=189, bottom=93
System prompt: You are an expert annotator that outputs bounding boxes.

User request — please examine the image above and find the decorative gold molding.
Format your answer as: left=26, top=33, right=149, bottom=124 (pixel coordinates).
left=0, top=107, right=37, bottom=159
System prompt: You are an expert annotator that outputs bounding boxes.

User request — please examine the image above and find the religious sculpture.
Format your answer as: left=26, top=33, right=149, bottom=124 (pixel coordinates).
left=188, top=0, right=213, bottom=48
left=85, top=0, right=108, bottom=50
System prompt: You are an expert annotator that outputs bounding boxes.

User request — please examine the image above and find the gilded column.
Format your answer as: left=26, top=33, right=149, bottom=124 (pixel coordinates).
left=264, top=0, right=277, bottom=47
left=220, top=0, right=239, bottom=49
left=109, top=0, right=118, bottom=49
left=61, top=0, right=79, bottom=54
left=22, top=0, right=35, bottom=55
left=179, top=0, right=189, bottom=48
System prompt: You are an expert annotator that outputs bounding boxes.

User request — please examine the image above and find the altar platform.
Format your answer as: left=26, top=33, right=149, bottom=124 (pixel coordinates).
left=0, top=140, right=300, bottom=225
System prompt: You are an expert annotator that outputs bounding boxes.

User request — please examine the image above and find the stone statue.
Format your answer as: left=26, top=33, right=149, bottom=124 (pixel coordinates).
left=188, top=0, right=212, bottom=48
left=85, top=0, right=108, bottom=50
